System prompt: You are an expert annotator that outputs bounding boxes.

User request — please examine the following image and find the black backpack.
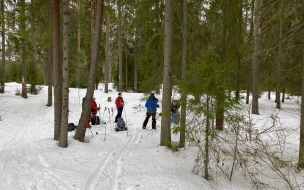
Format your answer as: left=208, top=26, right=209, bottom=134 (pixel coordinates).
left=117, top=117, right=125, bottom=128
left=68, top=123, right=77, bottom=131
left=91, top=116, right=100, bottom=125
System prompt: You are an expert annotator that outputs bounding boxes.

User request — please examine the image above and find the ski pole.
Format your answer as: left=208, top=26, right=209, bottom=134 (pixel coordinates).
left=124, top=102, right=128, bottom=136
left=101, top=106, right=107, bottom=122
left=104, top=107, right=110, bottom=141
left=111, top=107, right=114, bottom=132
left=89, top=128, right=94, bottom=138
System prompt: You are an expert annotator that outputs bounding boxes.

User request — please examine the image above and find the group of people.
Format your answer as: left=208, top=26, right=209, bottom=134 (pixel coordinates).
left=142, top=93, right=180, bottom=129
left=84, top=93, right=125, bottom=128
left=84, top=91, right=178, bottom=130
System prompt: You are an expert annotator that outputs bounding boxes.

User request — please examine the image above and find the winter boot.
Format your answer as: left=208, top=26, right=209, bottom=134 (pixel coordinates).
left=152, top=118, right=156, bottom=129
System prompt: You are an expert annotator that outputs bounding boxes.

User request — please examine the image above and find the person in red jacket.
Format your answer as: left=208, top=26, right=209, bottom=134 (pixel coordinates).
left=91, top=97, right=100, bottom=115
left=115, top=93, right=124, bottom=123
left=90, top=97, right=100, bottom=126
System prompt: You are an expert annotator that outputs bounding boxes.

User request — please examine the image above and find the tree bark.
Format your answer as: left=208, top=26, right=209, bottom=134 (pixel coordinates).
left=21, top=0, right=27, bottom=98
left=0, top=0, right=5, bottom=93
left=91, top=0, right=95, bottom=51
left=118, top=0, right=123, bottom=92
left=299, top=35, right=304, bottom=168
left=75, top=0, right=104, bottom=142
left=252, top=0, right=260, bottom=115
left=59, top=0, right=70, bottom=148
left=53, top=0, right=62, bottom=140
left=134, top=26, right=138, bottom=92
left=246, top=0, right=254, bottom=105
left=204, top=95, right=210, bottom=180
left=76, top=0, right=81, bottom=88
left=216, top=0, right=227, bottom=130
left=46, top=0, right=53, bottom=107
left=105, top=1, right=110, bottom=93
left=179, top=0, right=187, bottom=148
left=235, top=0, right=243, bottom=101
left=125, top=51, right=128, bottom=91
left=160, top=0, right=173, bottom=146
left=46, top=44, right=53, bottom=107
left=276, top=0, right=283, bottom=109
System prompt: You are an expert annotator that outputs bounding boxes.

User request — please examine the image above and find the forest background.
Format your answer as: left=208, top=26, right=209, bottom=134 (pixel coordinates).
left=1, top=0, right=304, bottom=189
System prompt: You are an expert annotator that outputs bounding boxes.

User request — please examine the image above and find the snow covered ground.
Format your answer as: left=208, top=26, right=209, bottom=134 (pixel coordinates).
left=0, top=82, right=302, bottom=189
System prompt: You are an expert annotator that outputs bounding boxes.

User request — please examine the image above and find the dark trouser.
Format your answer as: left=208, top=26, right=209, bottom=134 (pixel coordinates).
left=115, top=107, right=123, bottom=122
left=143, top=112, right=156, bottom=129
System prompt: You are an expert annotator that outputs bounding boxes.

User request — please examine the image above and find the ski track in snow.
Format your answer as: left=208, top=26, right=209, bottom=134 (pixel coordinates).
left=0, top=89, right=53, bottom=189
left=84, top=112, right=158, bottom=190
left=0, top=86, right=163, bottom=190
left=85, top=120, right=142, bottom=190
left=0, top=115, right=34, bottom=188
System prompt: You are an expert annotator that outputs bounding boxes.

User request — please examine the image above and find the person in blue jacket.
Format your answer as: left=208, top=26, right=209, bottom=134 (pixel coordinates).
left=142, top=93, right=159, bottom=130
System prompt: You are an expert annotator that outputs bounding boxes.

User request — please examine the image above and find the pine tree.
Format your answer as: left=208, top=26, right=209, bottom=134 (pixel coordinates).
left=160, top=0, right=173, bottom=146
left=75, top=0, right=104, bottom=142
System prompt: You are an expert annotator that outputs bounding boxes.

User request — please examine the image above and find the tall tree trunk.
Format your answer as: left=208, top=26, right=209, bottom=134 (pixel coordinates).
left=75, top=0, right=104, bottom=142
left=216, top=0, right=227, bottom=131
left=235, top=0, right=243, bottom=101
left=276, top=0, right=283, bottom=109
left=204, top=95, right=210, bottom=180
left=179, top=0, right=187, bottom=148
left=160, top=0, right=173, bottom=146
left=118, top=0, right=123, bottom=92
left=246, top=0, right=254, bottom=105
left=298, top=35, right=304, bottom=168
left=59, top=0, right=70, bottom=148
left=21, top=0, right=27, bottom=98
left=53, top=0, right=62, bottom=140
left=29, top=1, right=37, bottom=95
left=134, top=26, right=138, bottom=92
left=268, top=64, right=271, bottom=100
left=252, top=0, right=261, bottom=115
left=76, top=0, right=81, bottom=88
left=125, top=51, right=128, bottom=90
left=46, top=44, right=53, bottom=106
left=91, top=0, right=99, bottom=90
left=0, top=0, right=5, bottom=93
left=105, top=1, right=110, bottom=93
left=46, top=0, right=53, bottom=107
left=91, top=0, right=94, bottom=51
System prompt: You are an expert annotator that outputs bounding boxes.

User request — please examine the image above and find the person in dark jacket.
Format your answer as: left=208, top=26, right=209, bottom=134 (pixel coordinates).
left=171, top=101, right=180, bottom=114
left=142, top=93, right=159, bottom=129
left=115, top=92, right=125, bottom=123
